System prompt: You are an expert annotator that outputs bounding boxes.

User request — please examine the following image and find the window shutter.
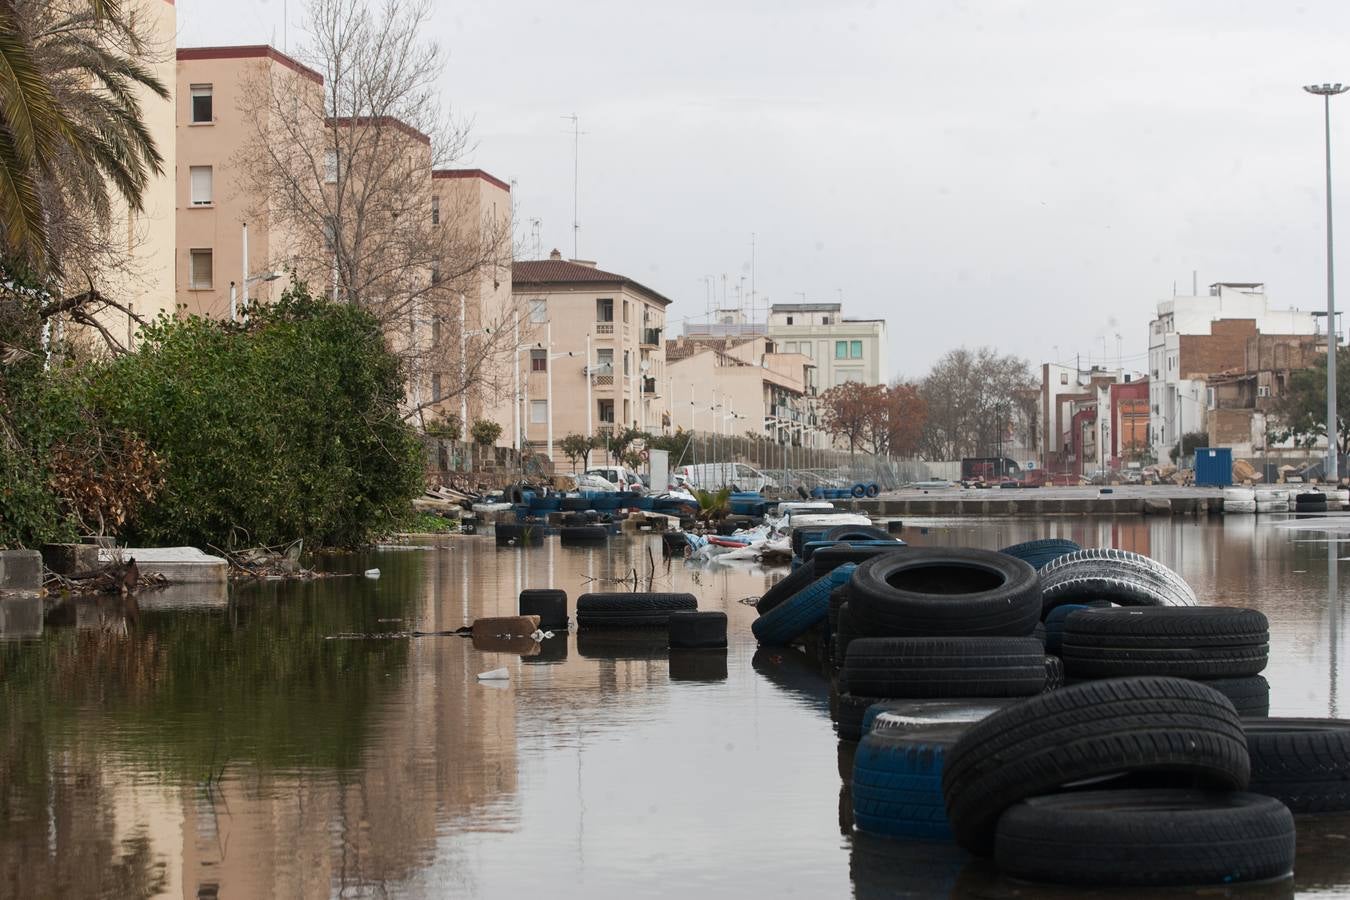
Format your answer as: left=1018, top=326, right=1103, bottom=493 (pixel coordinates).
left=190, top=166, right=212, bottom=205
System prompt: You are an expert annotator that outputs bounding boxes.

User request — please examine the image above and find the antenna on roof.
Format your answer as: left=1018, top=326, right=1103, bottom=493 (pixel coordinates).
left=562, top=113, right=586, bottom=259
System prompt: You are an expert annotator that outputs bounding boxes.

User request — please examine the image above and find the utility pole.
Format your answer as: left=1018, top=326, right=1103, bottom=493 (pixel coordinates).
left=1305, top=82, right=1349, bottom=482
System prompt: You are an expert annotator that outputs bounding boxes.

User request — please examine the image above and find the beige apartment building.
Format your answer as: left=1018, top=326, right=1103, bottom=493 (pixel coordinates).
left=766, top=301, right=888, bottom=388
left=666, top=335, right=819, bottom=446
left=512, top=252, right=672, bottom=462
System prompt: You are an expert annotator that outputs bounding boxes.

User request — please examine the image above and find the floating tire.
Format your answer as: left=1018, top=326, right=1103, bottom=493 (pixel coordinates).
left=752, top=565, right=857, bottom=646
left=841, top=636, right=1046, bottom=699
left=560, top=524, right=608, bottom=544
left=1245, top=718, right=1350, bottom=812
left=668, top=610, right=728, bottom=649
left=560, top=496, right=591, bottom=511
left=1223, top=487, right=1257, bottom=503
left=575, top=592, right=697, bottom=629
left=941, top=676, right=1250, bottom=855
left=1039, top=548, right=1196, bottom=615
left=518, top=588, right=568, bottom=629
left=848, top=548, right=1041, bottom=638
left=811, top=543, right=907, bottom=575
left=852, top=723, right=963, bottom=840
left=1296, top=492, right=1328, bottom=514
left=1060, top=606, right=1269, bottom=679
left=755, top=563, right=818, bottom=616
left=994, top=790, right=1295, bottom=886
left=865, top=482, right=881, bottom=498
left=823, top=524, right=897, bottom=543
left=1256, top=500, right=1289, bottom=513
left=1225, top=499, right=1257, bottom=514
left=864, top=698, right=1019, bottom=739
left=998, top=538, right=1081, bottom=570
left=494, top=523, right=543, bottom=546
left=851, top=483, right=867, bottom=498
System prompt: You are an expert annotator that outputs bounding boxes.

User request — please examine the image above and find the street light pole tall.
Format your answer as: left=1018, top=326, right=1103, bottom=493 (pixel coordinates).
left=1306, top=82, right=1349, bottom=481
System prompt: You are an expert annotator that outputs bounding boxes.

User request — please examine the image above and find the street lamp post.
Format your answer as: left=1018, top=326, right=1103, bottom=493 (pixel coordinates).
left=1306, top=82, right=1349, bottom=481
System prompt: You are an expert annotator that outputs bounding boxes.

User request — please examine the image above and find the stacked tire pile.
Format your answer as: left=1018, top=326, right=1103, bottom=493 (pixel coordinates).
left=1296, top=490, right=1330, bottom=514
left=576, top=590, right=728, bottom=681
left=1255, top=488, right=1290, bottom=513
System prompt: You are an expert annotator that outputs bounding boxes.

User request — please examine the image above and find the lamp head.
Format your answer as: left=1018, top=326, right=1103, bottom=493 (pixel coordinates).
left=1305, top=83, right=1350, bottom=96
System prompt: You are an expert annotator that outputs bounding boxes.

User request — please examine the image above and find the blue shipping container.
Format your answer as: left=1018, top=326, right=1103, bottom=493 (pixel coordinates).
left=1193, top=447, right=1233, bottom=486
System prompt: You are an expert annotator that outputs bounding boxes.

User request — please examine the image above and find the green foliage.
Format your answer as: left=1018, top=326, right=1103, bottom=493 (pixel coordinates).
left=1169, top=430, right=1210, bottom=465
left=471, top=418, right=502, bottom=446
left=559, top=432, right=598, bottom=471
left=88, top=282, right=423, bottom=548
left=606, top=425, right=645, bottom=462
left=694, top=486, right=732, bottom=523
left=1271, top=354, right=1350, bottom=455
left=401, top=511, right=456, bottom=534
left=424, top=414, right=461, bottom=440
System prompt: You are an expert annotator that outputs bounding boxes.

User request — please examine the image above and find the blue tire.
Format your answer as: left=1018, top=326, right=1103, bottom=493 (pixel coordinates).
left=866, top=482, right=881, bottom=498
left=853, top=724, right=960, bottom=840
left=851, top=483, right=867, bottom=498
left=999, top=538, right=1081, bottom=570
left=752, top=564, right=857, bottom=646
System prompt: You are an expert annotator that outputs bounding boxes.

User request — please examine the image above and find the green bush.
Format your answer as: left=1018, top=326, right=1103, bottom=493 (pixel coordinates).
left=425, top=414, right=461, bottom=440
left=471, top=418, right=502, bottom=446
left=88, top=282, right=423, bottom=548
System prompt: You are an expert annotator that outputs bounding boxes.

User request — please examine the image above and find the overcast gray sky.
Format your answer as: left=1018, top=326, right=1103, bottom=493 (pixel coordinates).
left=177, top=0, right=1350, bottom=379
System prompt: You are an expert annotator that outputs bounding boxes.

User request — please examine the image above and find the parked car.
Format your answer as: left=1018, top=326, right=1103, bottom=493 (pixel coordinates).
left=584, top=466, right=645, bottom=492
left=675, top=463, right=778, bottom=492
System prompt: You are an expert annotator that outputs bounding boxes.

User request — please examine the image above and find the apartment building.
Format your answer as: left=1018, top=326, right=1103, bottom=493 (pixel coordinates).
left=1147, top=283, right=1321, bottom=462
left=511, top=251, right=671, bottom=458
left=765, top=302, right=887, bottom=388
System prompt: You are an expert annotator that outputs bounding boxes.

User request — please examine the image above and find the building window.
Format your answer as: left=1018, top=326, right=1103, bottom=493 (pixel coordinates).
left=530, top=299, right=547, bottom=323
left=598, top=399, right=615, bottom=423
left=835, top=340, right=847, bottom=359
left=785, top=341, right=797, bottom=353
left=530, top=400, right=548, bottom=424
left=190, top=84, right=212, bottom=123
left=324, top=149, right=339, bottom=184
left=431, top=373, right=442, bottom=399
left=595, top=348, right=613, bottom=371
left=597, top=298, right=613, bottom=322
left=189, top=249, right=213, bottom=289
left=431, top=195, right=440, bottom=224
left=850, top=340, right=863, bottom=359
left=1060, top=372, right=1069, bottom=385
left=786, top=316, right=793, bottom=325
left=190, top=166, right=212, bottom=205
left=822, top=316, right=833, bottom=325
left=623, top=299, right=630, bottom=323
left=531, top=349, right=547, bottom=372
left=802, top=342, right=813, bottom=359
left=431, top=265, right=441, bottom=284
left=623, top=350, right=630, bottom=375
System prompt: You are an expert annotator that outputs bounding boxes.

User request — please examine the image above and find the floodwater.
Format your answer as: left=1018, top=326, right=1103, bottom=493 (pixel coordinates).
left=3, top=516, right=1350, bottom=899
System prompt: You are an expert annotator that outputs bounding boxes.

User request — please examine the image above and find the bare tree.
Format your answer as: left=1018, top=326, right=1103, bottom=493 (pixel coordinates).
left=236, top=0, right=521, bottom=424
left=918, top=347, right=1036, bottom=460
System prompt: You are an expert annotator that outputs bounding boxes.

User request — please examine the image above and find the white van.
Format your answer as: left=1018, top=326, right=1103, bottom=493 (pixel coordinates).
left=584, top=466, right=645, bottom=492
left=676, top=463, right=777, bottom=492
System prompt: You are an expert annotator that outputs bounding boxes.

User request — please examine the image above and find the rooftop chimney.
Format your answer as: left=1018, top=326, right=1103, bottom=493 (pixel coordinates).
left=549, top=248, right=562, bottom=260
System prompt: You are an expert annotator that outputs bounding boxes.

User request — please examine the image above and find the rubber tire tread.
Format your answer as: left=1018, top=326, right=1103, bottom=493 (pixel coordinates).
left=1204, top=676, right=1270, bottom=718
left=755, top=563, right=818, bottom=615
left=668, top=610, right=728, bottom=649
left=1060, top=643, right=1269, bottom=679
left=752, top=567, right=855, bottom=646
left=852, top=726, right=961, bottom=840
left=835, top=691, right=887, bottom=742
left=560, top=524, right=608, bottom=544
left=824, top=524, right=897, bottom=543
left=848, top=548, right=1041, bottom=638
left=576, top=592, right=696, bottom=629
left=1062, top=606, right=1268, bottom=647
left=1245, top=717, right=1350, bottom=812
left=841, top=637, right=1046, bottom=698
left=999, top=538, right=1081, bottom=570
left=941, top=676, right=1250, bottom=855
left=1039, top=548, right=1197, bottom=614
left=994, top=789, right=1295, bottom=886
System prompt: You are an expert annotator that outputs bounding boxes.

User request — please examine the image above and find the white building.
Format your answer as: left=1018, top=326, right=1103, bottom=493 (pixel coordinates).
left=765, top=302, right=887, bottom=388
left=1147, top=283, right=1321, bottom=463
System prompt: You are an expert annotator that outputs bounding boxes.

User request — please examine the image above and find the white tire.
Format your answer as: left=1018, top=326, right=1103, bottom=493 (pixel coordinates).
left=1223, top=488, right=1256, bottom=503
left=1255, top=490, right=1289, bottom=502
left=1225, top=500, right=1257, bottom=514
left=1255, top=501, right=1288, bottom=513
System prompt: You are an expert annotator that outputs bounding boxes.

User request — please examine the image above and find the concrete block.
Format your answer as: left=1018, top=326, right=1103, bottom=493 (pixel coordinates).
left=0, top=549, right=42, bottom=591
left=41, top=543, right=100, bottom=576
left=98, top=547, right=227, bottom=584
left=1143, top=498, right=1173, bottom=516
left=0, top=596, right=42, bottom=638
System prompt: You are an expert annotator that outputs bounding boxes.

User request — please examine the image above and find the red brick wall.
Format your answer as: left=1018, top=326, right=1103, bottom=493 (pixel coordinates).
left=1179, top=320, right=1258, bottom=378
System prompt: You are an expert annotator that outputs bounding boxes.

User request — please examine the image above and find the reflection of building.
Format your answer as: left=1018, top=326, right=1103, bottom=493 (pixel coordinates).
left=1148, top=283, right=1322, bottom=462
left=766, top=302, right=887, bottom=388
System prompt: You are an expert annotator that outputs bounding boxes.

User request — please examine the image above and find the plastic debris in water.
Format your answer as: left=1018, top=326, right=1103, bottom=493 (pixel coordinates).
left=364, top=568, right=381, bottom=579
left=529, top=629, right=557, bottom=641
left=477, top=667, right=509, bottom=681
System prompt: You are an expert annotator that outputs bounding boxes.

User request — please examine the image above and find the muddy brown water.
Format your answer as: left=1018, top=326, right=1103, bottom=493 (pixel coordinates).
left=2, top=516, right=1350, bottom=899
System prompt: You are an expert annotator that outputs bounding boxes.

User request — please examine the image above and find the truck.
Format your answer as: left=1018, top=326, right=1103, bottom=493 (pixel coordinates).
left=960, top=457, right=1023, bottom=486
left=675, top=463, right=778, bottom=492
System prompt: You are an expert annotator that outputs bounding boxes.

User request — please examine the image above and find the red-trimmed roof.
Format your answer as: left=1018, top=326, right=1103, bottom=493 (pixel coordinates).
left=326, top=116, right=431, bottom=146
left=513, top=259, right=674, bottom=307
left=177, top=45, right=322, bottom=86
left=432, top=168, right=511, bottom=192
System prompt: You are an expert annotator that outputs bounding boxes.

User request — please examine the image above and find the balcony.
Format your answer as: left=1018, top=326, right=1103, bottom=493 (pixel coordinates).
left=642, top=327, right=662, bottom=347
left=596, top=321, right=614, bottom=335
left=642, top=376, right=658, bottom=395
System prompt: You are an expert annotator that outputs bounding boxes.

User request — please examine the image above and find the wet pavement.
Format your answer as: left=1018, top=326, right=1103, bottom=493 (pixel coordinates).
left=2, top=516, right=1350, bottom=898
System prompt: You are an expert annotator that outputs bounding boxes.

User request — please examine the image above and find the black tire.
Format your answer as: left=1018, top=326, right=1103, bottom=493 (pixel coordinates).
left=1043, top=654, right=1063, bottom=691
left=941, top=676, right=1250, bottom=855
left=668, top=610, right=727, bottom=649
left=1039, top=548, right=1197, bottom=615
left=560, top=496, right=591, bottom=511
left=518, top=588, right=568, bottom=629
left=668, top=648, right=728, bottom=681
left=824, top=524, right=896, bottom=543
left=999, top=537, right=1081, bottom=570
left=812, top=543, right=907, bottom=575
left=576, top=628, right=670, bottom=660
left=560, top=524, right=608, bottom=544
left=994, top=789, right=1295, bottom=886
left=1061, top=606, right=1269, bottom=679
left=866, top=698, right=1018, bottom=738
left=1031, top=621, right=1045, bottom=645
left=1043, top=601, right=1110, bottom=653
left=849, top=548, right=1041, bottom=638
left=834, top=602, right=857, bottom=668
left=755, top=563, right=817, bottom=615
left=826, top=584, right=849, bottom=634
left=576, top=592, right=696, bottom=629
left=1204, top=675, right=1270, bottom=717
left=836, top=691, right=886, bottom=742
left=752, top=566, right=852, bottom=646
left=1245, top=718, right=1350, bottom=812
left=841, top=637, right=1046, bottom=698
left=852, top=723, right=963, bottom=840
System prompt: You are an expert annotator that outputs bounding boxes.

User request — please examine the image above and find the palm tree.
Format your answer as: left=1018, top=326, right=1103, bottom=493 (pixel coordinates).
left=0, top=0, right=168, bottom=274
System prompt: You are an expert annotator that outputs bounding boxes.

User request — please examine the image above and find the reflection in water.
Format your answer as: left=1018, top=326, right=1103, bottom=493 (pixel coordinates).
left=0, top=520, right=1345, bottom=898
